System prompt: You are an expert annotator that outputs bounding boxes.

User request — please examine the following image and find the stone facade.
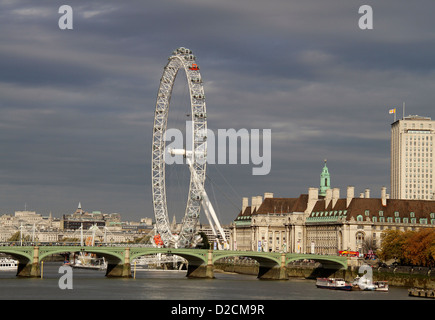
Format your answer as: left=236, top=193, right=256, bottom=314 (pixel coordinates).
left=230, top=186, right=435, bottom=255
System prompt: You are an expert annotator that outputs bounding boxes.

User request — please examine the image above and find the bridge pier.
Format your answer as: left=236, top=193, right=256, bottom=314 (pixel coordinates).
left=16, top=246, right=40, bottom=277
left=186, top=263, right=214, bottom=278
left=257, top=253, right=288, bottom=280
left=186, top=250, right=214, bottom=279
left=105, top=247, right=132, bottom=278
left=106, top=263, right=132, bottom=277
left=17, top=262, right=40, bottom=277
left=258, top=265, right=288, bottom=280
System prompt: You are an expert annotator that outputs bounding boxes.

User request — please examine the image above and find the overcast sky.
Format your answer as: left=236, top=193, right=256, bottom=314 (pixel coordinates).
left=0, top=0, right=434, bottom=224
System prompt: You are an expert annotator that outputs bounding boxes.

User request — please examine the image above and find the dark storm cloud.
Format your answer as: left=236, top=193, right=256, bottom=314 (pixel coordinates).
left=0, top=51, right=104, bottom=87
left=0, top=0, right=434, bottom=223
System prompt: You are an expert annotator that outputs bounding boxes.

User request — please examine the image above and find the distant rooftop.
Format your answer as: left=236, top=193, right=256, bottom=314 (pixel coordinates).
left=403, top=115, right=431, bottom=121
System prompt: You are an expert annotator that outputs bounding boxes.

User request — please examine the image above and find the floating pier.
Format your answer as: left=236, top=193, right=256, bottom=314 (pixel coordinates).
left=408, top=288, right=435, bottom=299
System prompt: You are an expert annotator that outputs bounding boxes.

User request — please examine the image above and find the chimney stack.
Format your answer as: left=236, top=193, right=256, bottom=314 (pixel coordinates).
left=242, top=197, right=249, bottom=213
left=332, top=188, right=340, bottom=207
left=325, top=189, right=332, bottom=209
left=306, top=187, right=319, bottom=213
left=264, top=192, right=274, bottom=199
left=257, top=196, right=263, bottom=210
left=365, top=188, right=370, bottom=199
left=251, top=196, right=263, bottom=211
left=346, top=186, right=354, bottom=208
left=251, top=197, right=256, bottom=212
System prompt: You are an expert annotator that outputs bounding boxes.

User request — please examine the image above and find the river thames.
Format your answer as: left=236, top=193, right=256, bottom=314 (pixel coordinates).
left=0, top=262, right=422, bottom=300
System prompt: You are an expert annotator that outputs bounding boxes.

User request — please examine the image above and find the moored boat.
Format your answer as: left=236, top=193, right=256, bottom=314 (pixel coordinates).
left=374, top=281, right=389, bottom=292
left=352, top=276, right=376, bottom=290
left=316, top=278, right=352, bottom=291
left=352, top=276, right=388, bottom=291
left=0, top=258, right=18, bottom=271
left=70, top=253, right=106, bottom=270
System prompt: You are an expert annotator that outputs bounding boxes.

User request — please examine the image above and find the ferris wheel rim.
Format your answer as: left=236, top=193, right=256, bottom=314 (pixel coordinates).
left=151, top=47, right=207, bottom=248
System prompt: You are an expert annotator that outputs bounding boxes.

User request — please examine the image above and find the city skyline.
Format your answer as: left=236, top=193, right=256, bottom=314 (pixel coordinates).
left=1, top=1, right=435, bottom=224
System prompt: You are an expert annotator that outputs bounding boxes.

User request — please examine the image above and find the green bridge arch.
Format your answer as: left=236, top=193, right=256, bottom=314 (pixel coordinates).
left=129, top=248, right=209, bottom=265
left=0, top=246, right=33, bottom=261
left=37, top=246, right=126, bottom=262
left=212, top=250, right=281, bottom=265
left=285, top=253, right=347, bottom=270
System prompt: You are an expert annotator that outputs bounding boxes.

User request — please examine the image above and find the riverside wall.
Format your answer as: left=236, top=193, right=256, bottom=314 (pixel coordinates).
left=214, top=261, right=435, bottom=289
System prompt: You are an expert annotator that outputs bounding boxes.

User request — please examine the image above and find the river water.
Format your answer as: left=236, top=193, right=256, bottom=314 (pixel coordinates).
left=0, top=262, right=422, bottom=301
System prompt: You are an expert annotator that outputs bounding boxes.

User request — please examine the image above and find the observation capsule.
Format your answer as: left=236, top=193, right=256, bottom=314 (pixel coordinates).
left=189, top=63, right=200, bottom=71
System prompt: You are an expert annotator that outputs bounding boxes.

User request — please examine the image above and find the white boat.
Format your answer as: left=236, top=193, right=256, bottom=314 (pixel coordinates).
left=352, top=276, right=389, bottom=291
left=374, top=281, right=389, bottom=292
left=70, top=253, right=106, bottom=270
left=66, top=223, right=107, bottom=270
left=0, top=258, right=18, bottom=271
left=316, top=278, right=352, bottom=291
left=132, top=254, right=186, bottom=271
left=352, top=275, right=376, bottom=290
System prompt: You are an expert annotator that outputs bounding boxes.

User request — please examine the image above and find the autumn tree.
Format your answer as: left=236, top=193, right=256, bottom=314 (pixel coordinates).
left=403, top=228, right=435, bottom=267
left=8, top=231, right=31, bottom=242
left=378, top=228, right=435, bottom=266
left=378, top=230, right=402, bottom=262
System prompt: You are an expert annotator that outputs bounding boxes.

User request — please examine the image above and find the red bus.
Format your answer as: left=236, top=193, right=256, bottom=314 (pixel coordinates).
left=339, top=250, right=359, bottom=257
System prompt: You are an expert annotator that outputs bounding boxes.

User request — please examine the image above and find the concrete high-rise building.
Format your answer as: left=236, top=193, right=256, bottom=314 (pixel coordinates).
left=391, top=115, right=435, bottom=200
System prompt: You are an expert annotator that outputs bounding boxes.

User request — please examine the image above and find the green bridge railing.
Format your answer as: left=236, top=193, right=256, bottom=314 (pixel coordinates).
left=0, top=245, right=347, bottom=279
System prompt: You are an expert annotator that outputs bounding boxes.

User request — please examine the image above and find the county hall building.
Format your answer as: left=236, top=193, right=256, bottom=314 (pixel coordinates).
left=230, top=161, right=435, bottom=255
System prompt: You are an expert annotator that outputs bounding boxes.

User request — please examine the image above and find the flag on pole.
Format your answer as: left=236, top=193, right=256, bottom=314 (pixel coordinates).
left=389, top=108, right=396, bottom=114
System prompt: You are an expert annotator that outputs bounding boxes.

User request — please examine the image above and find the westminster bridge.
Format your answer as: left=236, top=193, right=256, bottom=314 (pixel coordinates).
left=0, top=244, right=347, bottom=280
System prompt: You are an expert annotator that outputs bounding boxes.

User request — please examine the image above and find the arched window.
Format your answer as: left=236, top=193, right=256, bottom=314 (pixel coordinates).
left=356, top=232, right=365, bottom=246
left=357, top=215, right=363, bottom=221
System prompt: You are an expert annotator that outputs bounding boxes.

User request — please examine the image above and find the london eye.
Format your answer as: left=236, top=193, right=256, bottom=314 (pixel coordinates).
left=151, top=47, right=227, bottom=248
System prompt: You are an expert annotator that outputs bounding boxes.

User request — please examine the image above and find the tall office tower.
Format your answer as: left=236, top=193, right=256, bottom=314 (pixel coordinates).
left=391, top=115, right=435, bottom=200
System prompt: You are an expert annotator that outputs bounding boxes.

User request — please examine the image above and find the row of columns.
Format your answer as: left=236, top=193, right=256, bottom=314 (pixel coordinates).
left=249, top=223, right=304, bottom=254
